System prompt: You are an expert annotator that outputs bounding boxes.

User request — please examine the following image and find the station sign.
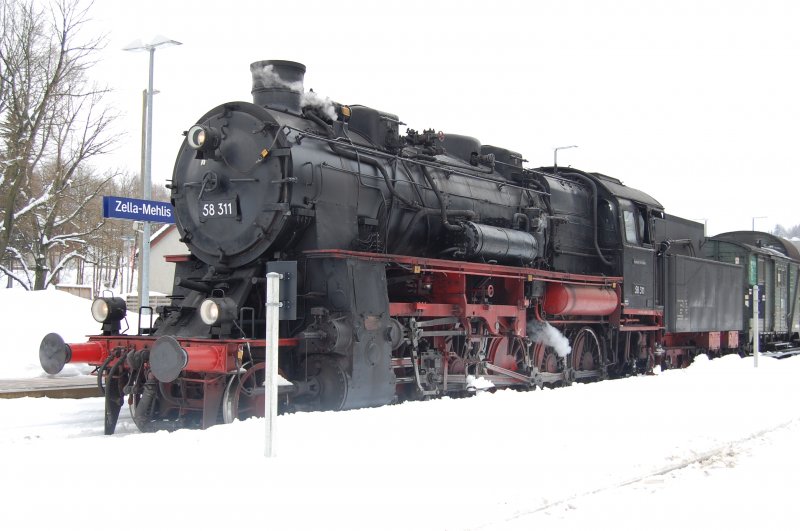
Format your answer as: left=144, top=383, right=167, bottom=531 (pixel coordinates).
left=102, top=196, right=174, bottom=223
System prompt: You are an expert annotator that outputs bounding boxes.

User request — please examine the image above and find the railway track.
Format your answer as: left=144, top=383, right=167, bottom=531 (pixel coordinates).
left=484, top=417, right=800, bottom=529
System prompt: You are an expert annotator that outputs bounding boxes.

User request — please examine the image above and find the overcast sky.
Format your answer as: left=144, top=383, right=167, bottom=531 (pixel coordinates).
left=85, top=0, right=800, bottom=236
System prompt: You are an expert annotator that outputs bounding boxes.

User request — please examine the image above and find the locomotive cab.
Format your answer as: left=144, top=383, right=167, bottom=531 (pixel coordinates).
left=617, top=197, right=659, bottom=310
left=535, top=168, right=665, bottom=311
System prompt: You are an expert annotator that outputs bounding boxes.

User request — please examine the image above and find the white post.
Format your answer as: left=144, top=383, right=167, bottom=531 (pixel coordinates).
left=753, top=285, right=759, bottom=368
left=265, top=272, right=281, bottom=457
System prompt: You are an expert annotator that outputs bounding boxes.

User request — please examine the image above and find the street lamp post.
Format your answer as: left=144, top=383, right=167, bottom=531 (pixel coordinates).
left=690, top=218, right=708, bottom=237
left=123, top=36, right=181, bottom=315
left=554, top=145, right=578, bottom=175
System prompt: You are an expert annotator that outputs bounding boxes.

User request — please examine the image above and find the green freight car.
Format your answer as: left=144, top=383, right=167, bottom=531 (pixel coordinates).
left=703, top=231, right=800, bottom=352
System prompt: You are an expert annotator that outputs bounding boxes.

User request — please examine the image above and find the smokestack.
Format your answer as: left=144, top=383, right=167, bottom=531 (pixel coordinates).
left=250, top=60, right=306, bottom=114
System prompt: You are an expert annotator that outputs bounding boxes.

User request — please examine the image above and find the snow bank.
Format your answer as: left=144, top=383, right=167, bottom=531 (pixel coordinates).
left=0, top=289, right=136, bottom=378
left=0, top=290, right=102, bottom=378
left=1, top=353, right=798, bottom=530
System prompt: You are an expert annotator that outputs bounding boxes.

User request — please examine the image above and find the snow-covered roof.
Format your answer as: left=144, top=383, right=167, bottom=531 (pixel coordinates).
left=150, top=224, right=175, bottom=245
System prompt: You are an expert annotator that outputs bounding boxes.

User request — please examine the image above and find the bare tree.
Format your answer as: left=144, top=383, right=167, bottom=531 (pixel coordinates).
left=0, top=0, right=116, bottom=288
left=85, top=171, right=140, bottom=294
left=29, top=82, right=116, bottom=289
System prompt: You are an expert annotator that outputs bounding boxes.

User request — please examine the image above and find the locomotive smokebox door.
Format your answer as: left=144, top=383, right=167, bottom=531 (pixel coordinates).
left=267, top=261, right=297, bottom=320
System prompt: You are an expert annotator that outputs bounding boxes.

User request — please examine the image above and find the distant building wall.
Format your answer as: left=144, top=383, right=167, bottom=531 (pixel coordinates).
left=148, top=225, right=188, bottom=296
left=55, top=284, right=93, bottom=300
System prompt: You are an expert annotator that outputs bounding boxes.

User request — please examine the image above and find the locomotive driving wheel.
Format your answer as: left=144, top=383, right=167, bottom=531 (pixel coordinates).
left=532, top=342, right=570, bottom=387
left=489, top=336, right=531, bottom=374
left=534, top=342, right=562, bottom=373
left=571, top=326, right=604, bottom=379
left=302, top=355, right=348, bottom=411
left=223, top=362, right=266, bottom=423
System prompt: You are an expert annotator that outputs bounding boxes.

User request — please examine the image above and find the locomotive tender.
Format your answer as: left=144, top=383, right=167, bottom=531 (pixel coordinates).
left=40, top=60, right=752, bottom=434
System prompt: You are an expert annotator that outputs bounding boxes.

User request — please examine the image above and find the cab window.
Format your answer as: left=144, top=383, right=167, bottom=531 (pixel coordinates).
left=623, top=210, right=638, bottom=244
left=620, top=199, right=653, bottom=246
left=636, top=205, right=652, bottom=245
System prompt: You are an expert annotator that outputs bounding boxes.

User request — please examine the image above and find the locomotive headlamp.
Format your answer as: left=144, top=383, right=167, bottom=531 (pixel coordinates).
left=91, top=297, right=127, bottom=323
left=91, top=297, right=127, bottom=324
left=187, top=124, right=221, bottom=152
left=199, top=297, right=237, bottom=326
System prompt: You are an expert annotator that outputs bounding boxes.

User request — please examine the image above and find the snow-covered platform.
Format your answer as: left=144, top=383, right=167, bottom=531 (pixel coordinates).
left=0, top=376, right=101, bottom=399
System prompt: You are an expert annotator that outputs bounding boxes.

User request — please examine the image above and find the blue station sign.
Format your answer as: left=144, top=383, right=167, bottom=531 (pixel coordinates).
left=102, top=196, right=174, bottom=223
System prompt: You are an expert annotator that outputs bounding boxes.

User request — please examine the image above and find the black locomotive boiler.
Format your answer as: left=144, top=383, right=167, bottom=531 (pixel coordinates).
left=39, top=60, right=745, bottom=434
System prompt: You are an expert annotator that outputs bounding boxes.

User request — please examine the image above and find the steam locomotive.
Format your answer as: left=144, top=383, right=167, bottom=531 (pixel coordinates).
left=40, top=60, right=791, bottom=435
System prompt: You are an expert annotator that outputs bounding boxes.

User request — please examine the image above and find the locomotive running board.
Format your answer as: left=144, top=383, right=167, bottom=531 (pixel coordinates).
left=304, top=249, right=622, bottom=285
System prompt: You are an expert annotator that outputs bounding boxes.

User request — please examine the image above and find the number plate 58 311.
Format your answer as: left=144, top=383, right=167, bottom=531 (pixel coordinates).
left=200, top=199, right=236, bottom=219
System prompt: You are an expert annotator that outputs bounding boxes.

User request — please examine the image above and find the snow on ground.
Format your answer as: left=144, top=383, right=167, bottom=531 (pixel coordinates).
left=1, top=290, right=799, bottom=530
left=499, top=419, right=800, bottom=530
